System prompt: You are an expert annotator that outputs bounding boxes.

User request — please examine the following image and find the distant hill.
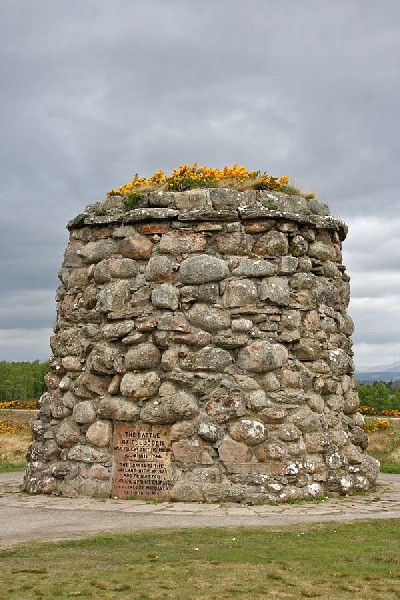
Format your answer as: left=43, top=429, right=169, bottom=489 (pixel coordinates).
left=355, top=361, right=400, bottom=383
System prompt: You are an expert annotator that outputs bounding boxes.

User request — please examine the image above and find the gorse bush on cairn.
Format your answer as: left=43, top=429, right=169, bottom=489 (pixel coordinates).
left=107, top=163, right=301, bottom=198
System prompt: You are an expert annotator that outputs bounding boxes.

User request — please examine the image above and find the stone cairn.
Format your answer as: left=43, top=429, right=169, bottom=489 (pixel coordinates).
left=24, top=188, right=379, bottom=502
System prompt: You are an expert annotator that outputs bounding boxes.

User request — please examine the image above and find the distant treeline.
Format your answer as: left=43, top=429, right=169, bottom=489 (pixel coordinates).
left=357, top=381, right=400, bottom=412
left=0, top=360, right=49, bottom=402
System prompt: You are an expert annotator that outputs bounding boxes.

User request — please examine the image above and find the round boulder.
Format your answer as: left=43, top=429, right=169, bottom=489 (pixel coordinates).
left=72, top=400, right=96, bottom=424
left=229, top=419, right=268, bottom=446
left=125, top=343, right=161, bottom=370
left=187, top=303, right=230, bottom=332
left=86, top=420, right=112, bottom=447
left=236, top=341, right=288, bottom=372
left=178, top=255, right=229, bottom=284
left=120, top=371, right=161, bottom=399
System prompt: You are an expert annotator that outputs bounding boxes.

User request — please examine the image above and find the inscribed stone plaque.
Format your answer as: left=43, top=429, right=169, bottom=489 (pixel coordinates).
left=112, top=423, right=173, bottom=499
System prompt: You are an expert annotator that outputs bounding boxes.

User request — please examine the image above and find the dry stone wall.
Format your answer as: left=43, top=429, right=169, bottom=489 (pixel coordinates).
left=24, top=188, right=379, bottom=502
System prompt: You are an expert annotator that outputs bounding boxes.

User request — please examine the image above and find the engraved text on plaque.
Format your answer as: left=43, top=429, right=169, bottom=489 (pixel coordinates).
left=112, top=423, right=173, bottom=499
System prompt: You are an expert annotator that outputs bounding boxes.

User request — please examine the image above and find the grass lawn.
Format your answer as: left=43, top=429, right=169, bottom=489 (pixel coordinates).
left=0, top=521, right=399, bottom=599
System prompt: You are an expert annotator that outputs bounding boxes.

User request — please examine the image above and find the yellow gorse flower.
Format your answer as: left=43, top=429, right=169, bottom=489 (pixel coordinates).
left=0, top=400, right=39, bottom=410
left=0, top=417, right=30, bottom=435
left=358, top=406, right=400, bottom=418
left=107, top=163, right=290, bottom=197
left=363, top=417, right=394, bottom=434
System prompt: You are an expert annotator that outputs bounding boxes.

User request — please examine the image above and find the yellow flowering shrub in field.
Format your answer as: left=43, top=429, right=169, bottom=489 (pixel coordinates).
left=107, top=163, right=294, bottom=197
left=363, top=418, right=394, bottom=434
left=0, top=400, right=39, bottom=410
left=0, top=419, right=19, bottom=434
left=358, top=405, right=400, bottom=418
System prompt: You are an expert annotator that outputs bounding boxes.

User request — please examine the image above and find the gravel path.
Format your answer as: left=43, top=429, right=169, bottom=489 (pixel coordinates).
left=1, top=471, right=399, bottom=547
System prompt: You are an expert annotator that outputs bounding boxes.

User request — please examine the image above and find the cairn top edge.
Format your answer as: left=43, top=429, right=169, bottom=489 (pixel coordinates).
left=68, top=188, right=347, bottom=239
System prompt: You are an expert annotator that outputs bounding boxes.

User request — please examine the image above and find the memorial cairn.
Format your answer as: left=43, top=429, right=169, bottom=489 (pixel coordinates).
left=24, top=165, right=379, bottom=502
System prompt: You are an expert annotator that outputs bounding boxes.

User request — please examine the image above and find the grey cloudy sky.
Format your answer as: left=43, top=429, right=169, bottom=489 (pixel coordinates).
left=0, top=0, right=399, bottom=368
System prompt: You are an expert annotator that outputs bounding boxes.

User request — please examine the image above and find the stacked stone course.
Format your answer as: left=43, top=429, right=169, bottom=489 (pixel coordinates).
left=24, top=188, right=379, bottom=502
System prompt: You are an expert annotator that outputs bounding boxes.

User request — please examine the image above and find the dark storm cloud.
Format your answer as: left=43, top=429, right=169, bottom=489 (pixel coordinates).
left=0, top=328, right=52, bottom=362
left=0, top=290, right=55, bottom=329
left=0, top=0, right=399, bottom=363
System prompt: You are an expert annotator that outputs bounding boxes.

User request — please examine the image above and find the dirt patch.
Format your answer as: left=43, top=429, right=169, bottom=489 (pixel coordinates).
left=0, top=433, right=31, bottom=463
left=0, top=411, right=34, bottom=471
left=0, top=409, right=38, bottom=428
